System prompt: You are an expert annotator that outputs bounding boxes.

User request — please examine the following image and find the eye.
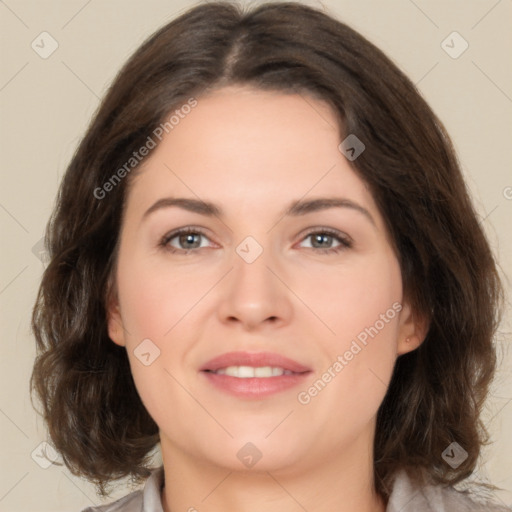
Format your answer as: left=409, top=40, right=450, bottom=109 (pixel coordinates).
left=159, top=227, right=213, bottom=253
left=298, top=228, right=352, bottom=254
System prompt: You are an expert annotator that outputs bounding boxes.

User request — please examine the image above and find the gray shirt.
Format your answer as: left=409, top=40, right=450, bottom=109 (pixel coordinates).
left=81, top=466, right=511, bottom=512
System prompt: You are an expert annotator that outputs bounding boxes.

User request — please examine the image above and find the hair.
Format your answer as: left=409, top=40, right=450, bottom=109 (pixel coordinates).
left=31, top=0, right=504, bottom=500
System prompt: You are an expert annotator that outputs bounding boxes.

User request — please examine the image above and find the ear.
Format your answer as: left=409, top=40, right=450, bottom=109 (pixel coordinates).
left=106, top=284, right=126, bottom=347
left=396, top=299, right=429, bottom=356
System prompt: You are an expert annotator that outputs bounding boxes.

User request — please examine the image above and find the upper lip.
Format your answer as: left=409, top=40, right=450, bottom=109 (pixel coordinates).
left=200, top=351, right=312, bottom=373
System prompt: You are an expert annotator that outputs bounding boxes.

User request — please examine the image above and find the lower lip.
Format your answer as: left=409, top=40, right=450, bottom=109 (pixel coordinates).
left=201, top=371, right=311, bottom=399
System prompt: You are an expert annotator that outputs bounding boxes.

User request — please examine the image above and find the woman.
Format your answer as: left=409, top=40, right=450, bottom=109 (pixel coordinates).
left=31, top=2, right=509, bottom=511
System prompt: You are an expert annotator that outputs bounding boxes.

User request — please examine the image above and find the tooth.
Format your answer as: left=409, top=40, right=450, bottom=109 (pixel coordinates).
left=213, top=366, right=293, bottom=377
left=255, top=366, right=274, bottom=377
left=237, top=366, right=256, bottom=378
left=224, top=366, right=239, bottom=377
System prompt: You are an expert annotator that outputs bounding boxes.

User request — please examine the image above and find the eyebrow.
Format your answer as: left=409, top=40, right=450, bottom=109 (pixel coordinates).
left=142, top=196, right=375, bottom=226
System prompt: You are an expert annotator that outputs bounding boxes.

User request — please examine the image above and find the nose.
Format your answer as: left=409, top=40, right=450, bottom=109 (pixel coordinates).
left=216, top=244, right=294, bottom=331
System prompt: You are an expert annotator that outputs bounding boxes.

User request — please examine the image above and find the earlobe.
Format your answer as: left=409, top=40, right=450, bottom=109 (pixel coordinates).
left=398, top=335, right=422, bottom=355
left=396, top=301, right=429, bottom=356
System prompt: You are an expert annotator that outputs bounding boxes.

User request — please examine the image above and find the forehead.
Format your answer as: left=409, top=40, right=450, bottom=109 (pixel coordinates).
left=127, top=86, right=376, bottom=219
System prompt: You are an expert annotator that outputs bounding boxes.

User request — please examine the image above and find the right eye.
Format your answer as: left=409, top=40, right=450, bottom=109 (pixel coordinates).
left=159, top=227, right=214, bottom=253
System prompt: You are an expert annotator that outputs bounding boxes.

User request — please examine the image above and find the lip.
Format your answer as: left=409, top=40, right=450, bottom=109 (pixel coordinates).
left=199, top=351, right=312, bottom=400
left=200, top=351, right=312, bottom=373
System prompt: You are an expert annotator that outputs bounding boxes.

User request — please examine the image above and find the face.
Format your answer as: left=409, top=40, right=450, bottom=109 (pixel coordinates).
left=108, top=86, right=423, bottom=476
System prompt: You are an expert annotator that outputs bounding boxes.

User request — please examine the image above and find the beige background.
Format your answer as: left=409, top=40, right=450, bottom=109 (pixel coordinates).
left=1, top=0, right=511, bottom=510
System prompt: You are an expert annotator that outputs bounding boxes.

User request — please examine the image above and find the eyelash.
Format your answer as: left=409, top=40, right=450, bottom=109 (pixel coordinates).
left=158, top=226, right=353, bottom=255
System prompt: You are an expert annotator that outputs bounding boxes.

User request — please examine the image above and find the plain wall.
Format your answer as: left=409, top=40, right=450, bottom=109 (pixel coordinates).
left=0, top=0, right=511, bottom=510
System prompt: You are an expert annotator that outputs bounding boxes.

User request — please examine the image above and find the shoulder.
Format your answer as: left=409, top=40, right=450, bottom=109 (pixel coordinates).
left=387, top=470, right=511, bottom=512
left=79, top=465, right=164, bottom=512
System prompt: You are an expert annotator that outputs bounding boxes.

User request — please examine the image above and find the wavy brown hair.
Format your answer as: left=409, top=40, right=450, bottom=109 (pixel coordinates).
left=31, top=0, right=504, bottom=500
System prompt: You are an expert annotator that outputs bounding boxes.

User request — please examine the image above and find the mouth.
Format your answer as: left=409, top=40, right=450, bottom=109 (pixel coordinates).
left=204, top=366, right=296, bottom=377
left=200, top=351, right=312, bottom=399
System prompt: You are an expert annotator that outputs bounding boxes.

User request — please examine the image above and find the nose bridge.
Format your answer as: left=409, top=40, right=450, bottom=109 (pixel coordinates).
left=216, top=235, right=293, bottom=329
left=234, top=238, right=273, bottom=295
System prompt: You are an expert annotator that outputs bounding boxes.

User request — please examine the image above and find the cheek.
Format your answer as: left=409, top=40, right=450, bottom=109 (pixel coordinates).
left=116, top=251, right=216, bottom=341
left=303, top=251, right=403, bottom=344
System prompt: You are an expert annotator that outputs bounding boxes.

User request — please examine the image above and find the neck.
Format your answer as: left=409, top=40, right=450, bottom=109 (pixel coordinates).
left=160, top=432, right=386, bottom=512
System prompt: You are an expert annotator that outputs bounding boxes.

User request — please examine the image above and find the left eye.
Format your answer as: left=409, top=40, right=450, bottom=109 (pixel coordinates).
left=298, top=230, right=351, bottom=252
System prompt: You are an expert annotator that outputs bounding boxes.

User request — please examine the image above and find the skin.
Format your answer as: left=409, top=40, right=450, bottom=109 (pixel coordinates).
left=108, top=86, right=427, bottom=512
